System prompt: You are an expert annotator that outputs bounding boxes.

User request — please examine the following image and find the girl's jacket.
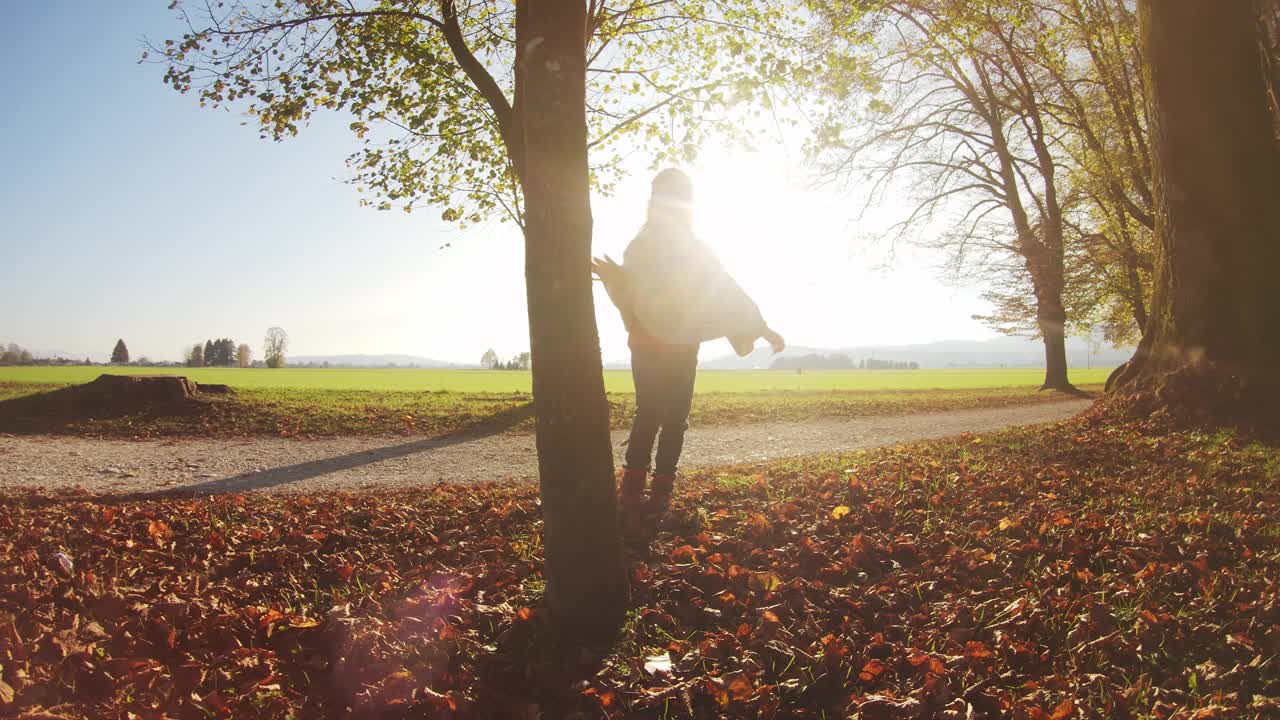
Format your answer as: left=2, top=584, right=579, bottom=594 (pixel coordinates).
left=604, top=216, right=766, bottom=356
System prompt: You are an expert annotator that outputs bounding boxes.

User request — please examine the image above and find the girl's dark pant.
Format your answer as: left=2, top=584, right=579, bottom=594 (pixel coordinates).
left=624, top=343, right=699, bottom=476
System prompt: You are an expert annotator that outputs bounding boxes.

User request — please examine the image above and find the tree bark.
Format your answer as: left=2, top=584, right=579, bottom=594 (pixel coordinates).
left=1260, top=0, right=1280, bottom=135
left=1037, top=295, right=1072, bottom=391
left=1110, top=0, right=1280, bottom=421
left=515, top=0, right=629, bottom=641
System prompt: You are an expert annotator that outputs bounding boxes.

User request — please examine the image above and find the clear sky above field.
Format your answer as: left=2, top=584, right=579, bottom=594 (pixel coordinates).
left=0, top=2, right=999, bottom=365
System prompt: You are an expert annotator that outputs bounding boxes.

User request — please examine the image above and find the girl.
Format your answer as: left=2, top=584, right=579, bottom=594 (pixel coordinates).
left=593, top=168, right=785, bottom=523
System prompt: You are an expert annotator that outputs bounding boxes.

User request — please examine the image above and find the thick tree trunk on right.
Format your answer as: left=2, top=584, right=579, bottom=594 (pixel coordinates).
left=1110, top=0, right=1280, bottom=422
left=514, top=0, right=629, bottom=642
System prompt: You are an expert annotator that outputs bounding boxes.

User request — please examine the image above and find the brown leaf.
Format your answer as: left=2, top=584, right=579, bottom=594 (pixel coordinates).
left=147, top=519, right=171, bottom=542
left=964, top=641, right=994, bottom=660
left=202, top=689, right=232, bottom=716
left=89, top=593, right=128, bottom=621
left=860, top=658, right=888, bottom=682
left=725, top=672, right=753, bottom=701
left=598, top=689, right=617, bottom=707
left=670, top=545, right=698, bottom=563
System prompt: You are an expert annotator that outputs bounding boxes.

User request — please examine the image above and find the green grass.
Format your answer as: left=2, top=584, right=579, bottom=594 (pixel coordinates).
left=0, top=366, right=1108, bottom=438
left=0, top=365, right=1114, bottom=393
left=0, top=380, right=1099, bottom=439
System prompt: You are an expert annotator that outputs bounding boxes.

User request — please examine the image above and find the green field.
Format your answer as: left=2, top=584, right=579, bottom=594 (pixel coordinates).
left=0, top=365, right=1113, bottom=393
left=0, top=366, right=1109, bottom=439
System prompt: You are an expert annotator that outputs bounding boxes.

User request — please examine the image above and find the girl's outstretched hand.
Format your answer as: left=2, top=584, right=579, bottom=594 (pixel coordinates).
left=762, top=327, right=786, bottom=354
left=591, top=255, right=625, bottom=286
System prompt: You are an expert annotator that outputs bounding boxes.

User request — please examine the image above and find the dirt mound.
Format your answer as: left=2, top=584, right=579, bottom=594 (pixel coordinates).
left=0, top=374, right=209, bottom=434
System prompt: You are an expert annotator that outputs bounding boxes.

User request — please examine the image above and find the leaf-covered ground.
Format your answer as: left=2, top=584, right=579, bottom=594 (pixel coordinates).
left=1, top=408, right=1277, bottom=719
left=0, top=382, right=1096, bottom=440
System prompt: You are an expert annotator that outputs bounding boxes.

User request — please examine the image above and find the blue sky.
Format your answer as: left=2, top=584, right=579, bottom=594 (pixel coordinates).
left=0, top=2, right=998, bottom=364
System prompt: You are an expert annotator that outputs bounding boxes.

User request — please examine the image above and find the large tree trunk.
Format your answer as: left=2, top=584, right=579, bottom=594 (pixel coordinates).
left=1038, top=299, right=1072, bottom=391
left=1028, top=246, right=1074, bottom=392
left=515, top=0, right=629, bottom=641
left=1034, top=256, right=1074, bottom=394
left=1110, top=0, right=1280, bottom=422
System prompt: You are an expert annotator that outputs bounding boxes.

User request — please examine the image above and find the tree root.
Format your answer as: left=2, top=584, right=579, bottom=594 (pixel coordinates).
left=1102, top=360, right=1279, bottom=435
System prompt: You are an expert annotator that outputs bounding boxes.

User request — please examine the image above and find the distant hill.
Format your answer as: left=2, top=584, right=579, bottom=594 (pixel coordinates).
left=287, top=354, right=467, bottom=368
left=32, top=349, right=91, bottom=361
left=699, top=336, right=1134, bottom=370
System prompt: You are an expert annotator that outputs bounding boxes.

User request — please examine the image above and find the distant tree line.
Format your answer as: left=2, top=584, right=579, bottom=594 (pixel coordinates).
left=186, top=338, right=254, bottom=368
left=770, top=353, right=920, bottom=370
left=771, top=353, right=855, bottom=370
left=0, top=340, right=167, bottom=367
left=0, top=342, right=36, bottom=366
left=861, top=358, right=919, bottom=370
left=481, top=349, right=531, bottom=370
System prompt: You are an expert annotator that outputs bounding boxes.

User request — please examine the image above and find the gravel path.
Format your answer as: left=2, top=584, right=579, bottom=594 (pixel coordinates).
left=0, top=399, right=1091, bottom=496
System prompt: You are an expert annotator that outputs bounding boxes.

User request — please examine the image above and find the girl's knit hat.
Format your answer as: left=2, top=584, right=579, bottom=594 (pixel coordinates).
left=651, top=168, right=693, bottom=204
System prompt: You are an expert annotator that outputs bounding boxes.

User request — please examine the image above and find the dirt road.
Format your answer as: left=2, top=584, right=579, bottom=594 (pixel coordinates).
left=0, top=399, right=1092, bottom=495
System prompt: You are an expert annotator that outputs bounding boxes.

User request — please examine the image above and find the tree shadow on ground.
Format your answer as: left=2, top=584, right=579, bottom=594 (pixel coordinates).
left=151, top=401, right=539, bottom=495
left=1046, top=386, right=1096, bottom=400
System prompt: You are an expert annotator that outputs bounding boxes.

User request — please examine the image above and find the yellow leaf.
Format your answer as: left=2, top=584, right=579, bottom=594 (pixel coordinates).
left=831, top=505, right=851, bottom=520
left=749, top=572, right=783, bottom=592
